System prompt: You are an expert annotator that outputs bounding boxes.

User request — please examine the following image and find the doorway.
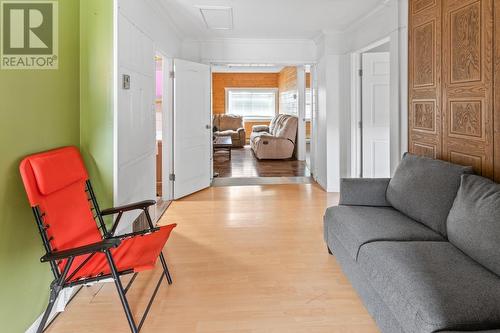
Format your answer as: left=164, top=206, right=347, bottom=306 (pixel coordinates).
left=361, top=49, right=390, bottom=178
left=210, top=64, right=315, bottom=186
left=351, top=39, right=392, bottom=178
left=154, top=54, right=170, bottom=217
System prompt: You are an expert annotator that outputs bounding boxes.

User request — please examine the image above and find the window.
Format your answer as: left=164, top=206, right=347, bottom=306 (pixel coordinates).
left=278, top=89, right=312, bottom=120
left=279, top=91, right=297, bottom=116
left=226, top=88, right=277, bottom=120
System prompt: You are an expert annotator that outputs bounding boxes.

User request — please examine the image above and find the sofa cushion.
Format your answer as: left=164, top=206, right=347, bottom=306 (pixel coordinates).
left=219, top=114, right=243, bottom=131
left=447, top=175, right=500, bottom=276
left=274, top=115, right=298, bottom=142
left=268, top=114, right=284, bottom=135
left=358, top=241, right=500, bottom=332
left=386, top=153, right=473, bottom=237
left=323, top=206, right=443, bottom=261
left=215, top=130, right=237, bottom=137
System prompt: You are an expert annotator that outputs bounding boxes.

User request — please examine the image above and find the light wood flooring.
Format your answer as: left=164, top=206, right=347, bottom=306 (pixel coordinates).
left=47, top=184, right=378, bottom=333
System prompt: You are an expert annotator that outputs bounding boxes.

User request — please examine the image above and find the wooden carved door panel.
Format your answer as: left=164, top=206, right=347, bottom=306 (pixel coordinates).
left=442, top=0, right=494, bottom=177
left=409, top=0, right=442, bottom=159
left=495, top=2, right=500, bottom=182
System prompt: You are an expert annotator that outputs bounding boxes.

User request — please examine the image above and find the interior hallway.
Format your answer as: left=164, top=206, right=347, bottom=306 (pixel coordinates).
left=46, top=184, right=378, bottom=333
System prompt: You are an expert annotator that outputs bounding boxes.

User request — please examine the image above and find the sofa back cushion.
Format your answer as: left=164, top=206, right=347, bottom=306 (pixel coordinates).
left=447, top=175, right=500, bottom=276
left=214, top=114, right=243, bottom=131
left=274, top=115, right=298, bottom=142
left=386, top=153, right=473, bottom=237
left=269, top=114, right=285, bottom=135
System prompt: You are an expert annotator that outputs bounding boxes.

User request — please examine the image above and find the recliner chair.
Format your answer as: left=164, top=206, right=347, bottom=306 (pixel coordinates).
left=213, top=114, right=246, bottom=148
left=250, top=114, right=298, bottom=160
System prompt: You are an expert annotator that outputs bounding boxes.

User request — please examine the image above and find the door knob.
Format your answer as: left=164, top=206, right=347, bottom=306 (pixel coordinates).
left=206, top=125, right=211, bottom=129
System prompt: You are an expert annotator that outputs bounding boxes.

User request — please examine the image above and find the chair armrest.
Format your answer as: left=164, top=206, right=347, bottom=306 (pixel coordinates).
left=108, top=227, right=160, bottom=240
left=40, top=239, right=121, bottom=262
left=339, top=178, right=391, bottom=207
left=237, top=127, right=245, bottom=133
left=252, top=125, right=269, bottom=133
left=101, top=200, right=156, bottom=216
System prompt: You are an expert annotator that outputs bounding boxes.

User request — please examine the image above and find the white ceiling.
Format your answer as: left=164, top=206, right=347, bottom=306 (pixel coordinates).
left=159, top=0, right=388, bottom=40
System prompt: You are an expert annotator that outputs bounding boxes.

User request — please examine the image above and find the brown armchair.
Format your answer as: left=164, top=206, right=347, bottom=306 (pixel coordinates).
left=250, top=114, right=298, bottom=159
left=213, top=114, right=246, bottom=148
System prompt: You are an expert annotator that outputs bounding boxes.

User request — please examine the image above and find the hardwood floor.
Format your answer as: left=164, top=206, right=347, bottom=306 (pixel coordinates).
left=46, top=184, right=378, bottom=333
left=214, top=145, right=310, bottom=178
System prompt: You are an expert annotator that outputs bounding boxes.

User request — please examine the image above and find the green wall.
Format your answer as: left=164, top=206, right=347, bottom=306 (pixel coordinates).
left=0, top=0, right=81, bottom=331
left=80, top=0, right=114, bottom=215
left=0, top=0, right=115, bottom=331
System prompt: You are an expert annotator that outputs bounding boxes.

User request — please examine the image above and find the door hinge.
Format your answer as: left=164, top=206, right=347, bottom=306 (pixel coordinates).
left=358, top=121, right=363, bottom=129
left=358, top=69, right=363, bottom=77
left=169, top=173, right=176, bottom=181
left=169, top=71, right=175, bottom=79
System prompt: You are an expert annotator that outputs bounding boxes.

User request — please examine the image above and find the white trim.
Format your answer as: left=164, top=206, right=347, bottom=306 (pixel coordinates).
left=340, top=0, right=395, bottom=33
left=350, top=51, right=362, bottom=178
left=224, top=87, right=279, bottom=117
left=25, top=287, right=76, bottom=333
left=296, top=65, right=306, bottom=161
left=159, top=55, right=174, bottom=201
left=112, top=0, right=119, bottom=207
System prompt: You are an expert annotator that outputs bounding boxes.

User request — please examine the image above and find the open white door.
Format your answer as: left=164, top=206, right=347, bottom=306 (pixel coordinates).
left=361, top=52, right=390, bottom=178
left=172, top=59, right=211, bottom=199
left=115, top=13, right=156, bottom=233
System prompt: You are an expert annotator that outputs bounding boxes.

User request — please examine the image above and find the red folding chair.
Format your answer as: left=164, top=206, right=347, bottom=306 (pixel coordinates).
left=19, top=146, right=177, bottom=333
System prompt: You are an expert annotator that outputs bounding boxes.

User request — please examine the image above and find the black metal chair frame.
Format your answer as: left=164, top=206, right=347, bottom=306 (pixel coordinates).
left=34, top=180, right=172, bottom=333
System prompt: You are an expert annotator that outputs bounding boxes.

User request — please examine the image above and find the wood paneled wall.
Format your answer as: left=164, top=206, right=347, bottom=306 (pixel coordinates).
left=212, top=73, right=279, bottom=114
left=279, top=66, right=298, bottom=93
left=212, top=71, right=312, bottom=142
left=409, top=0, right=500, bottom=181
left=278, top=67, right=311, bottom=93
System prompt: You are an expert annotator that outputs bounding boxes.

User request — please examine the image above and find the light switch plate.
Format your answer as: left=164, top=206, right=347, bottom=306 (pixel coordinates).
left=123, top=74, right=130, bottom=89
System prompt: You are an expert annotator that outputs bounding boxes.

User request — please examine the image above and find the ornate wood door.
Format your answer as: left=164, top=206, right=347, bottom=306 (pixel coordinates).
left=495, top=2, right=500, bottom=182
left=442, top=0, right=494, bottom=177
left=409, top=0, right=442, bottom=159
left=409, top=0, right=499, bottom=180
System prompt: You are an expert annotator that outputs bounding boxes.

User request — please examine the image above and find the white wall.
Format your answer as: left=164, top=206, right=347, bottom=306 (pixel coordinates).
left=119, top=0, right=182, bottom=57
left=314, top=0, right=408, bottom=192
left=182, top=38, right=316, bottom=64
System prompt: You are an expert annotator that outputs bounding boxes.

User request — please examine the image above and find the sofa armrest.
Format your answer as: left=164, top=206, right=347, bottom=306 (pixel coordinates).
left=252, top=125, right=269, bottom=133
left=339, top=178, right=391, bottom=207
left=255, top=135, right=292, bottom=144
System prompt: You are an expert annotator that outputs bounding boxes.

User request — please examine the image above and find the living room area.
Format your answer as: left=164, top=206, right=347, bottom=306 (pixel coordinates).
left=6, top=0, right=500, bottom=332
left=211, top=64, right=313, bottom=184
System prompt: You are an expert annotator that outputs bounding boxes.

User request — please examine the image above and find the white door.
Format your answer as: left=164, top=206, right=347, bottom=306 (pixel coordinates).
left=173, top=59, right=211, bottom=199
left=116, top=13, right=156, bottom=234
left=361, top=52, right=391, bottom=178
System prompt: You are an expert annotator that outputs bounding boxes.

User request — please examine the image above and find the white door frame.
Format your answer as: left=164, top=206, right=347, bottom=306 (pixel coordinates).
left=296, top=65, right=306, bottom=161
left=310, top=64, right=318, bottom=179
left=350, top=35, right=401, bottom=178
left=160, top=54, right=174, bottom=201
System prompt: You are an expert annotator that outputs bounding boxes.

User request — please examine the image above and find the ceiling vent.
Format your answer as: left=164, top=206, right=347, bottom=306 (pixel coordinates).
left=197, top=6, right=233, bottom=30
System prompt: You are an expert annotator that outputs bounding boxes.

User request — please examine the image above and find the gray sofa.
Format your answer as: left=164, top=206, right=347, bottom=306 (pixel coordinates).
left=324, top=153, right=500, bottom=333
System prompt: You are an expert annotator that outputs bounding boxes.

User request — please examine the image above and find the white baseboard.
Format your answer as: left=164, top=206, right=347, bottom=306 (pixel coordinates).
left=25, top=287, right=76, bottom=333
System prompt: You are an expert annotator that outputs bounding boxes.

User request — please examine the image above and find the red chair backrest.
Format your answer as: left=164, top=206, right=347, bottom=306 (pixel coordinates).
left=19, top=147, right=102, bottom=253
